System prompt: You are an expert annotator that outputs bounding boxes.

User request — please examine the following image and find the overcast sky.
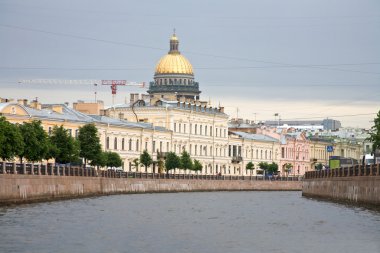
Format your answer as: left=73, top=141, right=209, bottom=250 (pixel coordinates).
left=1, top=0, right=379, bottom=128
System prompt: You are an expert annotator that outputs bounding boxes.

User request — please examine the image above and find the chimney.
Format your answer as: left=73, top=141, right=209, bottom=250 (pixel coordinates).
left=218, top=106, right=224, bottom=113
left=29, top=100, right=42, bottom=110
left=17, top=99, right=28, bottom=106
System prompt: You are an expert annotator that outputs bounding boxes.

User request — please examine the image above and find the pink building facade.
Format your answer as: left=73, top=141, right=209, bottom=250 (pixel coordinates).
left=256, top=127, right=311, bottom=176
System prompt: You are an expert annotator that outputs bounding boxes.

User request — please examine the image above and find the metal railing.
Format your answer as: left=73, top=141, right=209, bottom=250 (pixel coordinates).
left=0, top=162, right=302, bottom=181
left=304, top=164, right=380, bottom=179
left=0, top=162, right=96, bottom=177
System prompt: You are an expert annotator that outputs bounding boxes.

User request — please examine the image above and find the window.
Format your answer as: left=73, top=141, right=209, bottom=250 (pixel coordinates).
left=200, top=125, right=203, bottom=135
left=261, top=150, right=263, bottom=159
left=220, top=128, right=222, bottom=137
left=129, top=139, right=132, bottom=151
left=153, top=141, right=156, bottom=152
left=195, top=124, right=198, bottom=134
left=167, top=142, right=169, bottom=152
left=195, top=145, right=198, bottom=155
left=265, top=150, right=267, bottom=159
left=228, top=145, right=231, bottom=157
left=184, top=124, right=186, bottom=133
left=200, top=145, right=203, bottom=156
left=136, top=140, right=139, bottom=151
left=68, top=129, right=72, bottom=137
left=256, top=150, right=258, bottom=159
left=160, top=141, right=163, bottom=152
left=114, top=137, right=117, bottom=150
left=179, top=123, right=181, bottom=133
left=224, top=129, right=226, bottom=137
left=145, top=141, right=148, bottom=151
left=122, top=138, right=125, bottom=150
left=205, top=126, right=207, bottom=136
left=210, top=127, right=213, bottom=136
left=106, top=137, right=110, bottom=149
left=75, top=129, right=79, bottom=138
left=174, top=123, right=177, bottom=132
left=281, top=147, right=285, bottom=158
left=190, top=123, right=192, bottom=134
left=216, top=128, right=218, bottom=137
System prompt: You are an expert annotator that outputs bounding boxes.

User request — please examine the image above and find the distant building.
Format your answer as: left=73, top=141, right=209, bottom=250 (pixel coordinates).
left=265, top=118, right=341, bottom=131
left=322, top=119, right=341, bottom=131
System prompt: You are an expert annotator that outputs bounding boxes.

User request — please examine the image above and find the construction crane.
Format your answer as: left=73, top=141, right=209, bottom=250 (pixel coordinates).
left=18, top=79, right=146, bottom=105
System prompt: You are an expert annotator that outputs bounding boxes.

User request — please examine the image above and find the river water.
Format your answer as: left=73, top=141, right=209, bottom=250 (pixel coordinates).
left=0, top=192, right=379, bottom=253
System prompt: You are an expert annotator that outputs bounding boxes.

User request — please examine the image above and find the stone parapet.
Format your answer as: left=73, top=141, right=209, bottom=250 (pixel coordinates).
left=0, top=175, right=301, bottom=205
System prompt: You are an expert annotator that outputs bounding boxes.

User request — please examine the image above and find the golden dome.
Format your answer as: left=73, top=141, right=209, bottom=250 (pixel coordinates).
left=154, top=32, right=193, bottom=75
left=155, top=54, right=193, bottom=75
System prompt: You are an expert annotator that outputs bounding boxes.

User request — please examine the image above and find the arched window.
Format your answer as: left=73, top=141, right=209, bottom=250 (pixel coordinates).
left=184, top=79, right=187, bottom=85
left=195, top=124, right=198, bottom=134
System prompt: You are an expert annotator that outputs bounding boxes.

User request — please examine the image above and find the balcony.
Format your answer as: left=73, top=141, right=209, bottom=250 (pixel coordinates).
left=231, top=156, right=243, bottom=163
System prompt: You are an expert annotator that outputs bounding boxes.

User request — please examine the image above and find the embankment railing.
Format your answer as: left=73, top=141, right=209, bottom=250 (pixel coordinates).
left=304, top=164, right=380, bottom=179
left=0, top=162, right=301, bottom=181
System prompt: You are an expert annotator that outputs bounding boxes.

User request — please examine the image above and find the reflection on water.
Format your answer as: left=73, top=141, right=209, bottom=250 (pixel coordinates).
left=0, top=192, right=379, bottom=253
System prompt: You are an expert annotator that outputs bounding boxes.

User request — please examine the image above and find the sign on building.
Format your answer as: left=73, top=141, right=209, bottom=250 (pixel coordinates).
left=326, top=146, right=334, bottom=152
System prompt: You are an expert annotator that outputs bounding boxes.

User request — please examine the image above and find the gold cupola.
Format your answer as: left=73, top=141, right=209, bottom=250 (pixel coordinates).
left=148, top=31, right=201, bottom=102
left=154, top=32, right=194, bottom=75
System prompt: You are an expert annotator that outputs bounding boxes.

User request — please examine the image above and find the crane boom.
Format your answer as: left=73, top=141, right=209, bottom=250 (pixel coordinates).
left=18, top=79, right=145, bottom=87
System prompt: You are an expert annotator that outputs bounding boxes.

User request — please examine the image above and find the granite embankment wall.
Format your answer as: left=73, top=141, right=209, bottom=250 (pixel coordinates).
left=0, top=175, right=302, bottom=205
left=302, top=166, right=380, bottom=206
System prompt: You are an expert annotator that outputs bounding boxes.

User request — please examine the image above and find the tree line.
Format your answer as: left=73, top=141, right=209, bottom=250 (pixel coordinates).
left=0, top=117, right=121, bottom=168
left=138, top=150, right=203, bottom=174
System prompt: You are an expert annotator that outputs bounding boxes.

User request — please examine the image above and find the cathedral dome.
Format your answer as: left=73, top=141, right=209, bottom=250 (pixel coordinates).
left=155, top=54, right=193, bottom=75
left=154, top=32, right=193, bottom=75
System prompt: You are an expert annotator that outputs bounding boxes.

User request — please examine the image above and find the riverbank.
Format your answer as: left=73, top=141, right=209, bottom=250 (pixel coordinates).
left=0, top=174, right=302, bottom=205
left=303, top=167, right=380, bottom=207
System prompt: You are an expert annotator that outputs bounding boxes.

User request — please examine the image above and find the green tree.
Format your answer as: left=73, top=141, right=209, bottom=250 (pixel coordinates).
left=267, top=162, right=279, bottom=175
left=18, top=120, right=49, bottom=163
left=246, top=162, right=255, bottom=171
left=132, top=158, right=140, bottom=171
left=140, top=150, right=152, bottom=171
left=78, top=124, right=102, bottom=167
left=165, top=152, right=180, bottom=174
left=315, top=163, right=323, bottom=171
left=180, top=150, right=193, bottom=171
left=368, top=110, right=380, bottom=153
left=0, top=117, right=24, bottom=161
left=192, top=159, right=203, bottom=172
left=105, top=152, right=122, bottom=168
left=50, top=126, right=79, bottom=164
left=284, top=163, right=293, bottom=176
left=258, top=162, right=269, bottom=171
left=90, top=151, right=107, bottom=168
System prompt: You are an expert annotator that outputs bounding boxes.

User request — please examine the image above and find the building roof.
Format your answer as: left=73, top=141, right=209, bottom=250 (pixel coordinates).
left=108, top=99, right=228, bottom=116
left=230, top=131, right=279, bottom=143
left=0, top=102, right=168, bottom=132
